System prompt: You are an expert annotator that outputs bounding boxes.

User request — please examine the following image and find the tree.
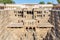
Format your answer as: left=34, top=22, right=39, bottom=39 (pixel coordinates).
left=57, top=0, right=60, bottom=3
left=39, top=1, right=45, bottom=4
left=47, top=2, right=52, bottom=4
left=0, top=0, right=15, bottom=4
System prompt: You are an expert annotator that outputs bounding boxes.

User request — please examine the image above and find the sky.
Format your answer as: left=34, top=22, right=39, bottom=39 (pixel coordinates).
left=13, top=0, right=58, bottom=4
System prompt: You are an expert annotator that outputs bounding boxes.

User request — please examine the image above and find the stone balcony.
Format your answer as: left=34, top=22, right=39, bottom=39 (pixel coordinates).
left=38, top=22, right=54, bottom=28
left=51, top=9, right=60, bottom=11
left=6, top=22, right=23, bottom=28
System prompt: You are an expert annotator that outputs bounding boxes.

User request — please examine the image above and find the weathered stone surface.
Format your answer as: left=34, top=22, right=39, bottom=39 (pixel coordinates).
left=0, top=4, right=55, bottom=40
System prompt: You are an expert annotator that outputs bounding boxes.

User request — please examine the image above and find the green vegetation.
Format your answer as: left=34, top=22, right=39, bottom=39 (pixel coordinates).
left=57, top=0, right=60, bottom=3
left=0, top=0, right=15, bottom=4
left=39, top=1, right=45, bottom=4
left=47, top=2, right=52, bottom=4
